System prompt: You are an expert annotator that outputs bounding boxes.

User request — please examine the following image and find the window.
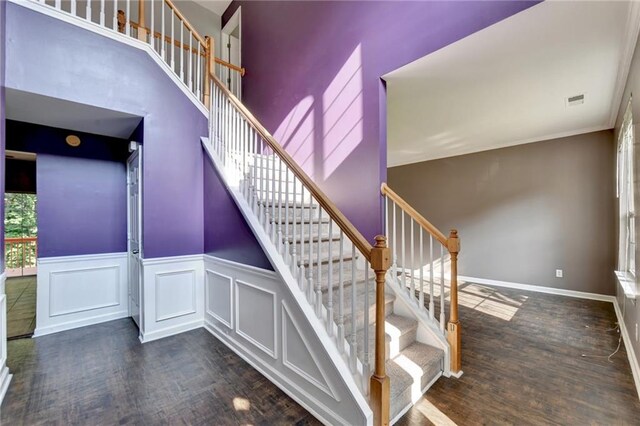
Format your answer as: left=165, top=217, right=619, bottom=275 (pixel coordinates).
left=618, top=98, right=635, bottom=277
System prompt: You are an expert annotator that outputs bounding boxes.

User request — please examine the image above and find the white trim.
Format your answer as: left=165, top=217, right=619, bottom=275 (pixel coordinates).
left=154, top=270, right=197, bottom=322
left=204, top=254, right=276, bottom=280
left=37, top=252, right=128, bottom=265
left=204, top=322, right=353, bottom=426
left=139, top=319, right=203, bottom=343
left=0, top=364, right=13, bottom=405
left=9, top=0, right=207, bottom=118
left=34, top=310, right=129, bottom=337
left=608, top=0, right=640, bottom=128
left=613, top=298, right=640, bottom=400
left=459, top=275, right=617, bottom=303
left=141, top=254, right=204, bottom=266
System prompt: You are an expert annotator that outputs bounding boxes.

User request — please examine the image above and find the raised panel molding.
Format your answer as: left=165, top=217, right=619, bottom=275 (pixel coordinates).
left=205, top=269, right=233, bottom=329
left=49, top=265, right=120, bottom=316
left=155, top=270, right=197, bottom=322
left=282, top=303, right=340, bottom=401
left=235, top=280, right=277, bottom=359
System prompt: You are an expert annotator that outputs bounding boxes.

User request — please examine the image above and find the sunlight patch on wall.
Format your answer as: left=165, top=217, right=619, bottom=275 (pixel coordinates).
left=322, top=44, right=363, bottom=180
left=274, top=96, right=315, bottom=176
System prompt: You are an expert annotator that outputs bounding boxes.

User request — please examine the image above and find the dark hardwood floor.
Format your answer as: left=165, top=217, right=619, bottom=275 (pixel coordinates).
left=2, top=283, right=639, bottom=425
left=398, top=282, right=640, bottom=425
left=1, top=319, right=320, bottom=425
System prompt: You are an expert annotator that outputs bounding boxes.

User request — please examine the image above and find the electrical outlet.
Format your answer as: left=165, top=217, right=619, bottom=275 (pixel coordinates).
left=555, top=269, right=563, bottom=278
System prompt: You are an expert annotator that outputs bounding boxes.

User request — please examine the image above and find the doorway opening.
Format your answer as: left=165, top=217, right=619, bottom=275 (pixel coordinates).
left=221, top=7, right=242, bottom=99
left=4, top=151, right=37, bottom=339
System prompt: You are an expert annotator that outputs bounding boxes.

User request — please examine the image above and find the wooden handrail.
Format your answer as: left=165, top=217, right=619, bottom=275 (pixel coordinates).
left=380, top=182, right=447, bottom=246
left=210, top=74, right=373, bottom=261
left=127, top=20, right=245, bottom=77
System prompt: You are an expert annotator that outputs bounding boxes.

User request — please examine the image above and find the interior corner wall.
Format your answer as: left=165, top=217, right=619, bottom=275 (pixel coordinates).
left=388, top=130, right=617, bottom=296
left=221, top=0, right=539, bottom=243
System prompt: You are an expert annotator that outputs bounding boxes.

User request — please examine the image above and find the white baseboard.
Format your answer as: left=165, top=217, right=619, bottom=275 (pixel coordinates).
left=139, top=319, right=204, bottom=343
left=35, top=252, right=129, bottom=337
left=34, top=310, right=129, bottom=337
left=462, top=275, right=639, bottom=400
left=613, top=298, right=640, bottom=400
left=0, top=364, right=12, bottom=404
left=459, top=275, right=616, bottom=303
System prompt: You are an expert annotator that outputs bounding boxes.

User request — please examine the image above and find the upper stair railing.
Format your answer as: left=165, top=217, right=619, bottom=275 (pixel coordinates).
left=381, top=183, right=461, bottom=374
left=207, top=75, right=392, bottom=425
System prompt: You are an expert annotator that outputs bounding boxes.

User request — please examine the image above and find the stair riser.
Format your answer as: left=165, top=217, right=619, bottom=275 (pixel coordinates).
left=291, top=240, right=353, bottom=263
left=336, top=297, right=394, bottom=332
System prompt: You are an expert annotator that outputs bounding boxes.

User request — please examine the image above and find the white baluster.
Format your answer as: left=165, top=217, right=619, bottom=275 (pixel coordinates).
left=55, top=0, right=61, bottom=10
left=170, top=12, right=175, bottom=71
left=100, top=0, right=105, bottom=26
left=252, top=131, right=259, bottom=212
left=71, top=0, right=76, bottom=16
left=277, top=157, right=284, bottom=252
left=112, top=0, right=117, bottom=30
left=125, top=0, right=130, bottom=36
left=419, top=227, right=424, bottom=309
left=188, top=33, right=193, bottom=90
left=85, top=0, right=91, bottom=22
left=291, top=175, right=297, bottom=275
left=337, top=231, right=345, bottom=350
left=392, top=200, right=398, bottom=282
left=410, top=218, right=415, bottom=301
left=180, top=22, right=184, bottom=80
left=440, top=244, right=445, bottom=332
left=299, top=187, right=307, bottom=295
left=429, top=235, right=434, bottom=318
left=401, top=210, right=406, bottom=293
left=307, top=193, right=315, bottom=303
left=271, top=153, right=277, bottom=242
left=362, top=263, right=370, bottom=395
left=349, top=244, right=357, bottom=372
left=314, top=206, right=322, bottom=317
left=150, top=0, right=155, bottom=47
left=326, top=220, right=333, bottom=336
left=197, top=43, right=202, bottom=99
left=161, top=0, right=165, bottom=59
left=284, top=167, right=291, bottom=263
left=260, top=141, right=266, bottom=225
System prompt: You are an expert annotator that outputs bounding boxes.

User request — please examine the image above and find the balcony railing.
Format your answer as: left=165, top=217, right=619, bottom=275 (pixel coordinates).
left=5, top=237, right=38, bottom=277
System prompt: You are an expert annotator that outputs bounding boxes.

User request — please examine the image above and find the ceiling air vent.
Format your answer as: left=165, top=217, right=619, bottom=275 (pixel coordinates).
left=567, top=94, right=585, bottom=106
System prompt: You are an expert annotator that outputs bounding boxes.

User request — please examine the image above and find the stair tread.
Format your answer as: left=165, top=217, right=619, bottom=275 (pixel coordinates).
left=387, top=342, right=445, bottom=418
left=355, top=314, right=418, bottom=360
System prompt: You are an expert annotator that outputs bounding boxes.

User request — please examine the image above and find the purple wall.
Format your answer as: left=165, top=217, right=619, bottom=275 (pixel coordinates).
left=1, top=0, right=6, bottom=273
left=204, top=155, right=272, bottom=270
left=223, top=1, right=539, bottom=242
left=6, top=3, right=207, bottom=259
left=6, top=120, right=129, bottom=257
left=37, top=155, right=127, bottom=257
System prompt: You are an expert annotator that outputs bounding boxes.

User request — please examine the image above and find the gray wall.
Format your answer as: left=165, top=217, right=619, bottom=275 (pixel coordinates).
left=615, top=29, right=640, bottom=376
left=388, top=130, right=616, bottom=295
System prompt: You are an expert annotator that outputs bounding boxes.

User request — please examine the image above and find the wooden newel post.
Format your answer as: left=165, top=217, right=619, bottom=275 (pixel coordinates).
left=137, top=0, right=147, bottom=41
left=447, top=229, right=462, bottom=373
left=370, top=235, right=391, bottom=426
left=204, top=36, right=214, bottom=107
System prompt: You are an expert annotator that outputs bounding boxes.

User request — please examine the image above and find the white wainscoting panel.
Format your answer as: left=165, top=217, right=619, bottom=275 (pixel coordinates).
left=35, top=253, right=129, bottom=336
left=205, top=269, right=233, bottom=329
left=203, top=255, right=366, bottom=426
left=139, top=255, right=204, bottom=343
left=0, top=272, right=12, bottom=405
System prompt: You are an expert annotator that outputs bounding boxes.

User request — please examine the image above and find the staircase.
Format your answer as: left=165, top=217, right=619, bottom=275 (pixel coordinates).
left=204, top=79, right=461, bottom=424
left=19, top=0, right=463, bottom=423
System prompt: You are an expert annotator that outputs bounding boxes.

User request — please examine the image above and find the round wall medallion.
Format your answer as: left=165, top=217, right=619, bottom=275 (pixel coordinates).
left=66, top=135, right=81, bottom=147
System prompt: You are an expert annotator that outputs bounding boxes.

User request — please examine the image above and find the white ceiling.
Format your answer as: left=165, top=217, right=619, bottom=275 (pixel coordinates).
left=191, top=0, right=232, bottom=17
left=385, top=0, right=640, bottom=167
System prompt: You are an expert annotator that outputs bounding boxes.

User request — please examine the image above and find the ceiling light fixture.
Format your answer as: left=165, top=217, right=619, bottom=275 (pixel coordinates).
left=66, top=135, right=81, bottom=147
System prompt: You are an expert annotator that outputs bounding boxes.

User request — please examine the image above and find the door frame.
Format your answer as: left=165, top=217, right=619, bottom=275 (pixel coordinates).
left=221, top=6, right=242, bottom=98
left=126, top=145, right=143, bottom=330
